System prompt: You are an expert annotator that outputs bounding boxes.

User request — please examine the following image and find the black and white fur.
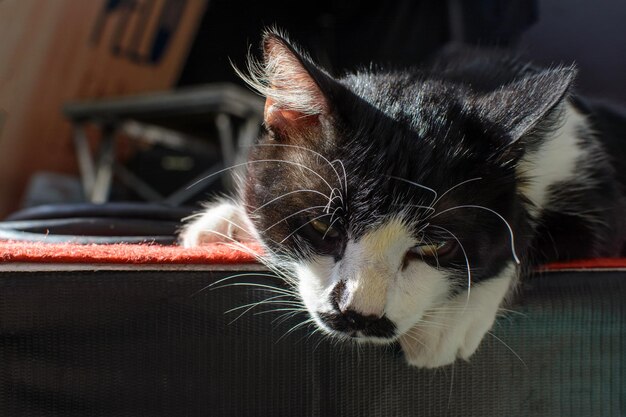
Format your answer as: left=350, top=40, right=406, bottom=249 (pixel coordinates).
left=180, top=31, right=626, bottom=368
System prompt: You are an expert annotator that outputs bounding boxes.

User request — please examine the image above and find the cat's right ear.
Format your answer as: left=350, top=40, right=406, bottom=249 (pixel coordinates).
left=237, top=31, right=332, bottom=136
left=476, top=66, right=577, bottom=143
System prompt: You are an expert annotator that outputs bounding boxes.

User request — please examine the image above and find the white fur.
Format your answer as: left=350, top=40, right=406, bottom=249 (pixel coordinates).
left=294, top=219, right=514, bottom=367
left=182, top=208, right=517, bottom=367
left=517, top=103, right=586, bottom=216
left=235, top=33, right=326, bottom=117
left=398, top=265, right=515, bottom=368
left=179, top=201, right=255, bottom=248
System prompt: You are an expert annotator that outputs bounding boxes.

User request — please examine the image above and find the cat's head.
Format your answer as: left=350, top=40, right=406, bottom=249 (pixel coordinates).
left=240, top=30, right=574, bottom=342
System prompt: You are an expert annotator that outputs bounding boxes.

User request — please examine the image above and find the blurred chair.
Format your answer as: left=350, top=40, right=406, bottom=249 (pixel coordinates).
left=64, top=83, right=264, bottom=205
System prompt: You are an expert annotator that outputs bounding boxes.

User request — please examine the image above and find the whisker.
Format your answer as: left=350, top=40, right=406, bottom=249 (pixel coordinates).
left=400, top=328, right=434, bottom=355
left=424, top=306, right=481, bottom=313
left=254, top=307, right=307, bottom=316
left=497, top=307, right=527, bottom=317
left=415, top=318, right=454, bottom=330
left=225, top=296, right=293, bottom=324
left=263, top=205, right=329, bottom=233
left=186, top=159, right=338, bottom=194
left=276, top=318, right=315, bottom=343
left=192, top=226, right=296, bottom=284
left=190, top=272, right=287, bottom=298
left=326, top=188, right=347, bottom=213
left=389, top=176, right=438, bottom=204
left=432, top=177, right=483, bottom=207
left=279, top=212, right=338, bottom=244
left=211, top=281, right=295, bottom=294
left=323, top=206, right=343, bottom=239
left=447, top=362, right=456, bottom=413
left=252, top=189, right=336, bottom=213
left=250, top=143, right=346, bottom=200
left=224, top=295, right=298, bottom=315
left=429, top=225, right=472, bottom=306
left=181, top=212, right=207, bottom=222
left=486, top=331, right=527, bottom=369
left=226, top=292, right=298, bottom=325
left=432, top=204, right=521, bottom=264
left=332, top=158, right=349, bottom=198
left=302, top=325, right=325, bottom=345
left=272, top=310, right=308, bottom=327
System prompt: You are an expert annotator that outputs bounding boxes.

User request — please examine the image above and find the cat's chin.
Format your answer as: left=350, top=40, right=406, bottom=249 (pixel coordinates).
left=323, top=329, right=398, bottom=345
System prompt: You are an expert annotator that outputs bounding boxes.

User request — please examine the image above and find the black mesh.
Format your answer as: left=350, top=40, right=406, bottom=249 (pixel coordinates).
left=0, top=269, right=624, bottom=416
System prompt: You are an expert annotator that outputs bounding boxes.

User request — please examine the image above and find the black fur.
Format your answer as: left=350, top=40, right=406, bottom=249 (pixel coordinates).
left=242, top=32, right=626, bottom=293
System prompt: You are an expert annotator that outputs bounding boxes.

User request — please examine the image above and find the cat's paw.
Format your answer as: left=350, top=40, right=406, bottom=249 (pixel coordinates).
left=398, top=307, right=497, bottom=368
left=397, top=274, right=513, bottom=368
left=179, top=201, right=254, bottom=248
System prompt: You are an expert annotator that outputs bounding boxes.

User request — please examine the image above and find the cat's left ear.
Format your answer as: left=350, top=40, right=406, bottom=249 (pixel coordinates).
left=240, top=30, right=334, bottom=135
left=476, top=66, right=577, bottom=143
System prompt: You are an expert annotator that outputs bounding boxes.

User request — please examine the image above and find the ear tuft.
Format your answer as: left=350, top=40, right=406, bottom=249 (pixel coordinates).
left=476, top=66, right=577, bottom=142
left=235, top=29, right=329, bottom=133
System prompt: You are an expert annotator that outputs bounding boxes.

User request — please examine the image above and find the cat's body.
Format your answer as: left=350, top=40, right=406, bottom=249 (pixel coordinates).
left=180, top=31, right=626, bottom=368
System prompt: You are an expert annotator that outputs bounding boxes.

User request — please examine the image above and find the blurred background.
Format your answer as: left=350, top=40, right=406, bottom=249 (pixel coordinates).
left=0, top=0, right=625, bottom=220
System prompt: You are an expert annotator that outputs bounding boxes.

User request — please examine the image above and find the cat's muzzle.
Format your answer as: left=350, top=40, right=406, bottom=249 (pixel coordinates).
left=316, top=279, right=397, bottom=339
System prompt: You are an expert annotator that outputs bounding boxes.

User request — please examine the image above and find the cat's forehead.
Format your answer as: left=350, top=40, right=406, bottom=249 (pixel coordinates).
left=341, top=72, right=465, bottom=127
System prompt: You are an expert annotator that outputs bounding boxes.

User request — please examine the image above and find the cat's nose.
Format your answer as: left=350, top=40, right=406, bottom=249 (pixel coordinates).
left=325, top=281, right=396, bottom=338
left=330, top=280, right=349, bottom=312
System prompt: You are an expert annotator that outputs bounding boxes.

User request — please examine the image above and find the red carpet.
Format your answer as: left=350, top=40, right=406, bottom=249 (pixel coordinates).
left=1, top=241, right=626, bottom=269
left=0, top=241, right=261, bottom=265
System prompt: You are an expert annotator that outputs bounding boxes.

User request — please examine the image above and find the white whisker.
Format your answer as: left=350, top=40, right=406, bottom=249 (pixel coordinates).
left=429, top=225, right=472, bottom=307
left=276, top=318, right=315, bottom=343
left=254, top=307, right=307, bottom=316
left=190, top=272, right=288, bottom=297
left=226, top=295, right=294, bottom=324
left=433, top=177, right=483, bottom=207
left=486, top=331, right=527, bottom=369
left=186, top=159, right=338, bottom=194
left=263, top=205, right=329, bottom=233
left=252, top=189, right=335, bottom=213
left=389, top=176, right=438, bottom=203
left=279, top=212, right=337, bottom=244
left=432, top=204, right=521, bottom=264
left=251, top=143, right=346, bottom=199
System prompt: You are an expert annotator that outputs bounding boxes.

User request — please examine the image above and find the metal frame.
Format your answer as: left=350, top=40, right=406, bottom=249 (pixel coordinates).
left=64, top=83, right=264, bottom=205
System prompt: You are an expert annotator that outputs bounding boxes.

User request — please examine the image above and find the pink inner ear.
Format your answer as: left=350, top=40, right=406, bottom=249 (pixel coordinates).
left=264, top=97, right=320, bottom=132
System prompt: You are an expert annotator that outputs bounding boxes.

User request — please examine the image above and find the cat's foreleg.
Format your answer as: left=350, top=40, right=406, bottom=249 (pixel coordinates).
left=179, top=199, right=255, bottom=247
left=399, top=264, right=516, bottom=368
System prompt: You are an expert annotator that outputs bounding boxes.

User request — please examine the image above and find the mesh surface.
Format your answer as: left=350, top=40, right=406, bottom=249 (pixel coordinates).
left=0, top=269, right=624, bottom=416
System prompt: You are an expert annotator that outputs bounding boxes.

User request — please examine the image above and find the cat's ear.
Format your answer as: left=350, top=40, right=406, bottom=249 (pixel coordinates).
left=238, top=30, right=332, bottom=134
left=476, top=67, right=577, bottom=143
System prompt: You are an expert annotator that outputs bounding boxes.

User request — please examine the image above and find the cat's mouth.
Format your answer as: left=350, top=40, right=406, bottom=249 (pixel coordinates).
left=316, top=311, right=397, bottom=341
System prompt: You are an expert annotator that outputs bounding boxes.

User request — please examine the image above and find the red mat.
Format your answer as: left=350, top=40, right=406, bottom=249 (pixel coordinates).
left=0, top=241, right=261, bottom=265
left=1, top=241, right=626, bottom=269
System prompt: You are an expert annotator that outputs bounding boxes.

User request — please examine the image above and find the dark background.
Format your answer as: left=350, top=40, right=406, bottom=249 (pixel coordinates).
left=178, top=0, right=626, bottom=107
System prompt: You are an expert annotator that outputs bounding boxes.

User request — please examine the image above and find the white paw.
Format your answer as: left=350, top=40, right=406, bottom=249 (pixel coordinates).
left=398, top=273, right=513, bottom=368
left=179, top=201, right=255, bottom=248
left=398, top=307, right=497, bottom=368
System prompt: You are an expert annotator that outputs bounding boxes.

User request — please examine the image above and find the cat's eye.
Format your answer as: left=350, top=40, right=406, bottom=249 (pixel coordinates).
left=408, top=241, right=454, bottom=258
left=310, top=218, right=339, bottom=239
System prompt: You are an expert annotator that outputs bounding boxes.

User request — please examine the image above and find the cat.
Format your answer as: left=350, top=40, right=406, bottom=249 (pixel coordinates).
left=179, top=29, right=626, bottom=368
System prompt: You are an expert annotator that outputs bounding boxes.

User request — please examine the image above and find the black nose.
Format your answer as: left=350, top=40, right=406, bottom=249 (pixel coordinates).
left=323, top=281, right=396, bottom=338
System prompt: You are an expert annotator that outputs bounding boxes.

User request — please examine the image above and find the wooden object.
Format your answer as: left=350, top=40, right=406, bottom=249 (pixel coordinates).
left=0, top=0, right=207, bottom=217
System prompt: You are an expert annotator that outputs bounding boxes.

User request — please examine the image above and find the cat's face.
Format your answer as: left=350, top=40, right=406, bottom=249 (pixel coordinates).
left=241, top=32, right=573, bottom=342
